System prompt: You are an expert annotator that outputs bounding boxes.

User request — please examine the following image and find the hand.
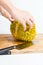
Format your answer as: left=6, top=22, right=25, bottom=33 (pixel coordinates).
left=0, top=0, right=34, bottom=30
left=11, top=9, right=34, bottom=30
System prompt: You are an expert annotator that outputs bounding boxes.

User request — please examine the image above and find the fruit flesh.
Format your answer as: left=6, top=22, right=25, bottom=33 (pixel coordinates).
left=10, top=20, right=36, bottom=41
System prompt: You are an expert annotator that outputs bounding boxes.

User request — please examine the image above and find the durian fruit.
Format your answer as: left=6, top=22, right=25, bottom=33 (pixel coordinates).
left=10, top=20, right=36, bottom=41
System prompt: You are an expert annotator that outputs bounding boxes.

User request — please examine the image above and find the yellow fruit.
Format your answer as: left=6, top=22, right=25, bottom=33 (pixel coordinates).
left=10, top=20, right=36, bottom=41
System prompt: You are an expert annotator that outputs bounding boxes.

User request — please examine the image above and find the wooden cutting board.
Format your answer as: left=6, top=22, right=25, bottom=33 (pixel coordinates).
left=0, top=34, right=43, bottom=54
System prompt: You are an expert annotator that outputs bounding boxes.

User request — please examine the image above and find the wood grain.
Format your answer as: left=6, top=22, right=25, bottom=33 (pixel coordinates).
left=0, top=34, right=43, bottom=54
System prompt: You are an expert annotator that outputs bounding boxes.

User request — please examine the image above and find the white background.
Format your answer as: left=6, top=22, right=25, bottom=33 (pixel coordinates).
left=0, top=54, right=43, bottom=65
left=0, top=0, right=43, bottom=65
left=0, top=0, right=43, bottom=34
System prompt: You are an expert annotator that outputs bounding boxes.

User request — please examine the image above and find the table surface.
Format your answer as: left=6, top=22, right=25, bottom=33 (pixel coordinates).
left=0, top=34, right=43, bottom=54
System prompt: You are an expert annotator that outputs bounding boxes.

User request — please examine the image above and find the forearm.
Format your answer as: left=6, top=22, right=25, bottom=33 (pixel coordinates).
left=0, top=0, right=16, bottom=16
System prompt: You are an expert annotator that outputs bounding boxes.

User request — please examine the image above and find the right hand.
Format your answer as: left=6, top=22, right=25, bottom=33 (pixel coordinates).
left=0, top=0, right=34, bottom=30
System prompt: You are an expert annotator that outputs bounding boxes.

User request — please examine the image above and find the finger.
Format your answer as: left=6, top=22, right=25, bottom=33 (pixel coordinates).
left=26, top=20, right=33, bottom=29
left=0, top=6, right=14, bottom=22
left=19, top=20, right=26, bottom=31
left=29, top=16, right=34, bottom=23
left=9, top=17, right=14, bottom=22
left=22, top=22, right=26, bottom=31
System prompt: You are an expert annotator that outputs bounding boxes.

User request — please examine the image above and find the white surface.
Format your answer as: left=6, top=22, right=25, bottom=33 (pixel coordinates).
left=0, top=53, right=43, bottom=65
left=0, top=0, right=43, bottom=34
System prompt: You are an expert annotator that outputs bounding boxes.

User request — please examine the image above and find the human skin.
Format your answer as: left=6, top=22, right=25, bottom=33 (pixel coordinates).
left=0, top=6, right=14, bottom=21
left=0, top=0, right=34, bottom=30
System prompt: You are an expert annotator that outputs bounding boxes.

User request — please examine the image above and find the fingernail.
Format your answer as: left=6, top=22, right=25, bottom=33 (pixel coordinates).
left=11, top=19, right=14, bottom=23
